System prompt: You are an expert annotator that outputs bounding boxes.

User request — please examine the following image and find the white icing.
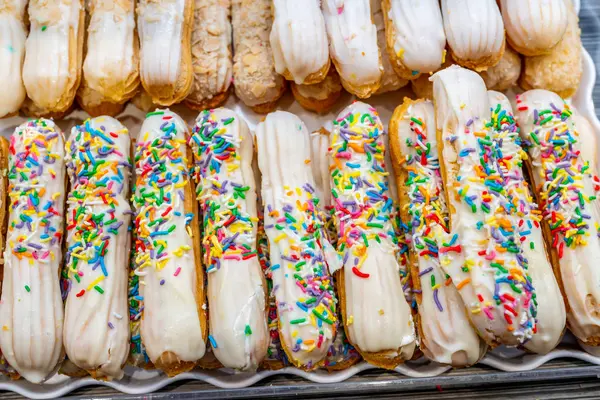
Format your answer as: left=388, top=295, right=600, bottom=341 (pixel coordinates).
left=0, top=119, right=66, bottom=383
left=270, top=0, right=329, bottom=84
left=0, top=1, right=27, bottom=118
left=384, top=0, right=446, bottom=74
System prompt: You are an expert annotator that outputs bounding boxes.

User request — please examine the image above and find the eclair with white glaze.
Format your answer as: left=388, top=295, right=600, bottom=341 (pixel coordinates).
left=255, top=111, right=338, bottom=371
left=62, top=117, right=132, bottom=380
left=499, top=0, right=568, bottom=56
left=0, top=119, right=66, bottom=383
left=270, top=0, right=330, bottom=85
left=0, top=0, right=27, bottom=118
left=77, top=0, right=140, bottom=117
left=184, top=0, right=233, bottom=111
left=329, top=102, right=416, bottom=369
left=232, top=0, right=286, bottom=113
left=189, top=108, right=269, bottom=371
left=431, top=66, right=537, bottom=347
left=389, top=98, right=485, bottom=366
left=322, top=0, right=383, bottom=98
left=410, top=53, right=453, bottom=101
left=382, top=0, right=446, bottom=80
left=441, top=0, right=505, bottom=71
left=23, top=0, right=85, bottom=115
left=132, top=109, right=207, bottom=376
left=290, top=69, right=343, bottom=114
left=513, top=90, right=600, bottom=346
left=137, top=0, right=194, bottom=106
left=487, top=91, right=566, bottom=354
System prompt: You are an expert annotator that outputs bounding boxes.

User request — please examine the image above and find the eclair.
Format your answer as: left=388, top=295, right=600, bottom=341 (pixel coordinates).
left=441, top=0, right=505, bottom=71
left=62, top=117, right=132, bottom=379
left=23, top=0, right=85, bottom=115
left=255, top=111, right=338, bottom=370
left=189, top=108, right=269, bottom=371
left=0, top=0, right=27, bottom=118
left=270, top=0, right=330, bottom=85
left=137, top=0, right=194, bottom=106
left=0, top=135, right=13, bottom=378
left=0, top=120, right=66, bottom=383
left=132, top=109, right=207, bottom=376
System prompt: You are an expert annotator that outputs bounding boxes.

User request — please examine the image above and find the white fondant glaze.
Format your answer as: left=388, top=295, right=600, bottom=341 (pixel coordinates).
left=0, top=1, right=27, bottom=117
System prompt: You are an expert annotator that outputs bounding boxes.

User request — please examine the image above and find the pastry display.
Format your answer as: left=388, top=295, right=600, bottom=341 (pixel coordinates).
left=382, top=0, right=446, bottom=80
left=520, top=1, right=582, bottom=99
left=137, top=0, right=194, bottom=106
left=322, top=0, right=383, bottom=98
left=0, top=119, right=66, bottom=383
left=0, top=0, right=28, bottom=118
left=389, top=98, right=485, bottom=366
left=132, top=109, right=207, bottom=376
left=232, top=0, right=286, bottom=113
left=499, top=0, right=568, bottom=56
left=77, top=0, right=140, bottom=117
left=487, top=91, right=566, bottom=354
left=478, top=45, right=521, bottom=92
left=513, top=90, right=600, bottom=346
left=184, top=0, right=233, bottom=111
left=62, top=117, right=132, bottom=379
left=431, top=66, right=536, bottom=347
left=441, top=0, right=505, bottom=71
left=23, top=0, right=85, bottom=115
left=190, top=108, right=268, bottom=371
left=255, top=111, right=338, bottom=370
left=329, top=102, right=416, bottom=368
left=270, top=0, right=330, bottom=85
left=290, top=69, right=343, bottom=114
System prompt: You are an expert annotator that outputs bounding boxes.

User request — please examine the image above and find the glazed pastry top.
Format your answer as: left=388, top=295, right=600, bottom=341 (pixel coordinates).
left=0, top=0, right=27, bottom=117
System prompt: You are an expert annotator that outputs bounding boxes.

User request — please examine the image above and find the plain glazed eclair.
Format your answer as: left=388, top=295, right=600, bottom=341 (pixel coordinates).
left=513, top=90, right=600, bottom=346
left=137, top=0, right=194, bottom=106
left=329, top=102, right=416, bottom=369
left=270, top=0, right=330, bottom=85
left=77, top=0, right=140, bottom=117
left=290, top=69, right=343, bottom=114
left=232, top=0, right=286, bottom=113
left=431, top=66, right=536, bottom=347
left=499, top=0, right=568, bottom=56
left=0, top=120, right=66, bottom=383
left=322, top=0, right=383, bottom=98
left=0, top=0, right=27, bottom=118
left=441, top=0, right=505, bottom=72
left=23, top=0, right=85, bottom=115
left=133, top=109, right=207, bottom=376
left=184, top=0, right=233, bottom=111
left=255, top=111, right=338, bottom=371
left=382, top=0, right=446, bottom=80
left=478, top=45, right=521, bottom=92
left=62, top=117, right=132, bottom=380
left=487, top=91, right=566, bottom=354
left=189, top=108, right=269, bottom=371
left=389, top=98, right=485, bottom=367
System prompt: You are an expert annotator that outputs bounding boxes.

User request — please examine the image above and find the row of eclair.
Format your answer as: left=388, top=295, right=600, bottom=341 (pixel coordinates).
left=0, top=0, right=582, bottom=120
left=0, top=64, right=599, bottom=384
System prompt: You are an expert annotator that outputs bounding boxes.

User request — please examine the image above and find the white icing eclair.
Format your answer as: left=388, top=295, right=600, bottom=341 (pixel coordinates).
left=62, top=117, right=132, bottom=379
left=441, top=0, right=505, bottom=71
left=137, top=0, right=194, bottom=106
left=290, top=69, right=343, bottom=114
left=478, top=45, right=521, bottom=92
left=270, top=0, right=330, bottom=85
left=322, top=0, right=383, bottom=98
left=513, top=90, right=600, bottom=346
left=0, top=0, right=27, bottom=118
left=389, top=98, right=485, bottom=366
left=23, top=0, right=85, bottom=115
left=185, top=0, right=233, bottom=111
left=0, top=120, right=66, bottom=383
left=255, top=111, right=338, bottom=370
left=189, top=109, right=269, bottom=371
left=77, top=0, right=140, bottom=117
left=382, top=0, right=446, bottom=80
left=431, top=66, right=537, bottom=347
left=499, top=0, right=568, bottom=56
left=329, top=102, right=416, bottom=368
left=487, top=91, right=566, bottom=354
left=132, top=109, right=207, bottom=375
left=232, top=0, right=286, bottom=113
